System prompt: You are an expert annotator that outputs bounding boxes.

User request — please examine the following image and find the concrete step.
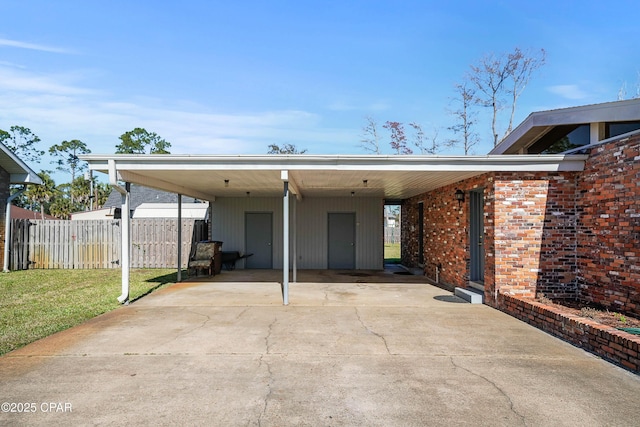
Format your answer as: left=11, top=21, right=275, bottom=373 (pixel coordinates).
left=454, top=287, right=484, bottom=304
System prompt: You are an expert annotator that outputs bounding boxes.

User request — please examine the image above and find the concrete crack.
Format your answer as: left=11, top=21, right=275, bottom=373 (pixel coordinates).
left=355, top=308, right=391, bottom=354
left=449, top=357, right=526, bottom=425
left=265, top=317, right=277, bottom=354
left=235, top=307, right=249, bottom=320
left=256, top=317, right=277, bottom=425
left=257, top=352, right=274, bottom=426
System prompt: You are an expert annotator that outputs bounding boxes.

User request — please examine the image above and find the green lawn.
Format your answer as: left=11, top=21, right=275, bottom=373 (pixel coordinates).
left=384, top=242, right=400, bottom=263
left=0, top=269, right=179, bottom=355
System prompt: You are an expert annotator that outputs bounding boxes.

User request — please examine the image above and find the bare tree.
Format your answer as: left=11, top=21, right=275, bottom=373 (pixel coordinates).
left=468, top=47, right=545, bottom=146
left=448, top=81, right=479, bottom=155
left=408, top=122, right=425, bottom=153
left=409, top=122, right=442, bottom=155
left=468, top=52, right=511, bottom=147
left=360, top=116, right=383, bottom=154
left=383, top=121, right=413, bottom=154
left=504, top=48, right=546, bottom=135
left=615, top=70, right=640, bottom=100
left=618, top=81, right=628, bottom=101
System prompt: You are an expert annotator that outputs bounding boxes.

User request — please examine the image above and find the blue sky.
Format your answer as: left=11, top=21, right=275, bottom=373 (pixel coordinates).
left=1, top=0, right=638, bottom=180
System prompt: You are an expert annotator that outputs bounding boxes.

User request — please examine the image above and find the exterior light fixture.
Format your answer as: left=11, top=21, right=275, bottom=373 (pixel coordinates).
left=351, top=191, right=355, bottom=197
left=224, top=179, right=229, bottom=187
left=246, top=191, right=250, bottom=197
left=363, top=179, right=368, bottom=187
left=454, top=189, right=465, bottom=207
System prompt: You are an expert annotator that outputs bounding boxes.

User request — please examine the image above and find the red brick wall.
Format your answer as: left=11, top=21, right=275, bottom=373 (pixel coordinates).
left=403, top=134, right=639, bottom=316
left=577, top=133, right=640, bottom=316
left=493, top=172, right=578, bottom=300
left=403, top=171, right=579, bottom=305
left=402, top=175, right=494, bottom=292
left=498, top=293, right=640, bottom=374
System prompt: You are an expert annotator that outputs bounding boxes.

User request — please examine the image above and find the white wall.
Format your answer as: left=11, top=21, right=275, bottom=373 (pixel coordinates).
left=211, top=196, right=384, bottom=270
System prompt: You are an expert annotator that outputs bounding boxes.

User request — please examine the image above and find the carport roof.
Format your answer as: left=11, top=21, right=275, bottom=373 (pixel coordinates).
left=81, top=153, right=587, bottom=201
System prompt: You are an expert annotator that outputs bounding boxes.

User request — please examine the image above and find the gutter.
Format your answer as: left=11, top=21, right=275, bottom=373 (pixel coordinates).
left=109, top=160, right=130, bottom=304
left=3, top=186, right=26, bottom=272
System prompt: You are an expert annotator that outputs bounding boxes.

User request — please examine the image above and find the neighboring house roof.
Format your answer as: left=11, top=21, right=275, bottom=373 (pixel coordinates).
left=11, top=205, right=56, bottom=220
left=0, top=141, right=43, bottom=185
left=70, top=208, right=113, bottom=220
left=490, top=98, right=640, bottom=155
left=132, top=203, right=209, bottom=219
left=104, top=183, right=200, bottom=210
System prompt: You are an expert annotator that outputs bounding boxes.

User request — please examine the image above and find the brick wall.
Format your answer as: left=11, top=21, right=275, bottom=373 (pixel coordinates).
left=402, top=171, right=578, bottom=305
left=0, top=167, right=9, bottom=269
left=493, top=172, right=578, bottom=300
left=577, top=133, right=640, bottom=316
left=402, top=175, right=493, bottom=291
left=498, top=293, right=640, bottom=374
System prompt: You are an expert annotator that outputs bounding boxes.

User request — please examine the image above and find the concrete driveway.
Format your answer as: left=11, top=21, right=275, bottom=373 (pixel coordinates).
left=2, top=277, right=640, bottom=426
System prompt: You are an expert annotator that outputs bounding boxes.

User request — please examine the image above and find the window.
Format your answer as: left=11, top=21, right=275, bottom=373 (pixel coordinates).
left=606, top=121, right=640, bottom=139
left=535, top=124, right=590, bottom=154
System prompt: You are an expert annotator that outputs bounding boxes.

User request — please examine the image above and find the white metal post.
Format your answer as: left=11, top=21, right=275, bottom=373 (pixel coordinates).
left=177, top=194, right=182, bottom=282
left=293, top=197, right=297, bottom=283
left=119, top=183, right=131, bottom=304
left=283, top=180, right=289, bottom=305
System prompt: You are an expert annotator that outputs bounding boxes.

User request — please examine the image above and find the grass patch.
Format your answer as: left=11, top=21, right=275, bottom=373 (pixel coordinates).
left=0, top=269, right=179, bottom=355
left=384, top=242, right=400, bottom=263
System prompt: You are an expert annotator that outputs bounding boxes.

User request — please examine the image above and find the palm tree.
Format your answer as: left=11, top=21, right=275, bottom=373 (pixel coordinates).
left=24, top=171, right=58, bottom=219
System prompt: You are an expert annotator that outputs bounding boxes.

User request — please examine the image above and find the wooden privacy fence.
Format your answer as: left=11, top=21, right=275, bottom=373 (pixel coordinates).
left=384, top=226, right=400, bottom=244
left=9, top=219, right=208, bottom=270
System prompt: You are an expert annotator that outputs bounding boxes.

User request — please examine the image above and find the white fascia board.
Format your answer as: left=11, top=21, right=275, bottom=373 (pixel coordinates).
left=82, top=154, right=587, bottom=173
left=10, top=172, right=43, bottom=184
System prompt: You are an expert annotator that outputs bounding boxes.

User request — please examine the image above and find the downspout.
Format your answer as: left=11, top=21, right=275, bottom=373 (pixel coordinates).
left=108, top=160, right=130, bottom=304
left=3, top=185, right=27, bottom=272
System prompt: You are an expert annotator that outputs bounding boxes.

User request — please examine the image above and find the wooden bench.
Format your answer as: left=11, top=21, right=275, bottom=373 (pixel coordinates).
left=188, top=241, right=222, bottom=276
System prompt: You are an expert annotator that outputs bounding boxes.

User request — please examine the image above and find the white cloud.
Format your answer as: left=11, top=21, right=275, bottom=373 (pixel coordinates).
left=0, top=38, right=76, bottom=54
left=546, top=84, right=589, bottom=100
left=0, top=66, right=96, bottom=96
left=0, top=66, right=356, bottom=160
left=326, top=100, right=390, bottom=112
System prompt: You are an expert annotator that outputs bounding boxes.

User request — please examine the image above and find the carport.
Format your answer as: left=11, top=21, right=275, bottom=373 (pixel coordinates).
left=81, top=153, right=586, bottom=304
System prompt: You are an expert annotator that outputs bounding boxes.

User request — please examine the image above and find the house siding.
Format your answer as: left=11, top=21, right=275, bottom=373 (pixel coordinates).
left=211, top=196, right=384, bottom=270
left=296, top=197, right=383, bottom=269
left=211, top=197, right=283, bottom=268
